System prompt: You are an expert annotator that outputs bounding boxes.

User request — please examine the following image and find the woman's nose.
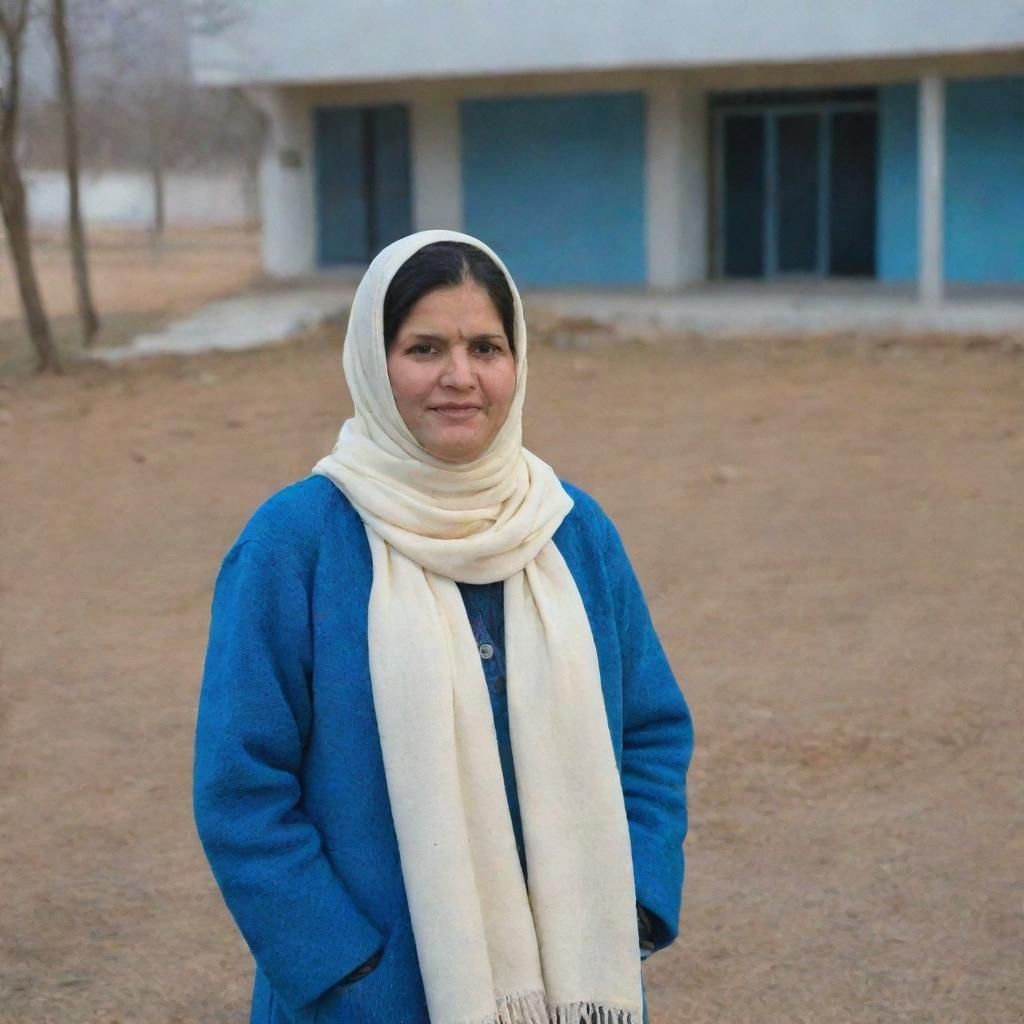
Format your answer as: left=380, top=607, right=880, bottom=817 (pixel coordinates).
left=440, top=348, right=474, bottom=387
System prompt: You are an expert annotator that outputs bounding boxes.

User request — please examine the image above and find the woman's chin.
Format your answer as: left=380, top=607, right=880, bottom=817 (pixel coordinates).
left=419, top=427, right=491, bottom=464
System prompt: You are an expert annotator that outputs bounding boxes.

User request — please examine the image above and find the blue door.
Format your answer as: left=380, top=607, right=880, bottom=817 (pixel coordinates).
left=460, top=92, right=647, bottom=287
left=315, top=105, right=412, bottom=266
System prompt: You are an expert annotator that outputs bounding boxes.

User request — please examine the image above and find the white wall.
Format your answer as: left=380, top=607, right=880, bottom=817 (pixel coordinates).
left=645, top=83, right=708, bottom=290
left=646, top=84, right=684, bottom=290
left=677, top=90, right=708, bottom=285
left=191, top=0, right=1024, bottom=87
left=410, top=97, right=463, bottom=233
left=26, top=170, right=258, bottom=228
left=246, top=88, right=316, bottom=276
left=252, top=74, right=712, bottom=285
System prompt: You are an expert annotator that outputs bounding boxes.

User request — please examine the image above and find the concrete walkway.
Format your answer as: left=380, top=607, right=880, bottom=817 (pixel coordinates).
left=91, top=284, right=356, bottom=362
left=91, top=278, right=1024, bottom=363
left=527, top=281, right=1024, bottom=339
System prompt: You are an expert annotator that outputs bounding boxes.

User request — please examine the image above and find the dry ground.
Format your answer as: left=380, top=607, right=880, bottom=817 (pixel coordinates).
left=0, top=246, right=1022, bottom=1023
left=0, top=228, right=262, bottom=373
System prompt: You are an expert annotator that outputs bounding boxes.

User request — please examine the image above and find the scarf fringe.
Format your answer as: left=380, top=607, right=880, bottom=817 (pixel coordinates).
left=460, top=990, right=642, bottom=1024
left=549, top=1003, right=641, bottom=1024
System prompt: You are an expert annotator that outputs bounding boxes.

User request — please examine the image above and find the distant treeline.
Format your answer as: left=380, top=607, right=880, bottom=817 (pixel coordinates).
left=19, top=84, right=263, bottom=174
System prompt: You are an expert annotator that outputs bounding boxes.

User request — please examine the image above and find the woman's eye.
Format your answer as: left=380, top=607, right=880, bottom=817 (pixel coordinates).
left=409, top=343, right=435, bottom=355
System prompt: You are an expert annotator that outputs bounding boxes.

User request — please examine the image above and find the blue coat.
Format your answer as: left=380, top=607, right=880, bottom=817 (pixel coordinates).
left=193, top=475, right=693, bottom=1024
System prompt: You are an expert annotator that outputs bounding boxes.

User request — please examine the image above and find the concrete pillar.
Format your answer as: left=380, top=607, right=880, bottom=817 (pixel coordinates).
left=411, top=97, right=463, bottom=232
left=246, top=87, right=316, bottom=277
left=678, top=89, right=709, bottom=286
left=645, top=84, right=707, bottom=290
left=918, top=74, right=945, bottom=304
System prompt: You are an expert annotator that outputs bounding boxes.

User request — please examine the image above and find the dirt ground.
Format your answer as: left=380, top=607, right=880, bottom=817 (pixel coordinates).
left=0, top=243, right=1022, bottom=1023
left=0, top=229, right=262, bottom=373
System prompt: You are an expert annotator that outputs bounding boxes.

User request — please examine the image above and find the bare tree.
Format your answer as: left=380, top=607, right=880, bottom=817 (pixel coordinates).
left=122, top=0, right=248, bottom=237
left=17, top=0, right=261, bottom=191
left=99, top=0, right=190, bottom=237
left=187, top=0, right=243, bottom=36
left=51, top=0, right=98, bottom=345
left=0, top=0, right=61, bottom=373
left=138, top=75, right=194, bottom=238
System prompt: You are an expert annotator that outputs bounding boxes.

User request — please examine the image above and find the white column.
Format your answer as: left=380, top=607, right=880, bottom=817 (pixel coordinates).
left=678, top=89, right=708, bottom=286
left=411, top=97, right=463, bottom=232
left=246, top=87, right=316, bottom=277
left=645, top=84, right=707, bottom=290
left=918, top=74, right=945, bottom=304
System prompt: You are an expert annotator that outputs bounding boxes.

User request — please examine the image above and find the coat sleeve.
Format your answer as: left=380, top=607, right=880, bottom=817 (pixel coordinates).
left=192, top=539, right=385, bottom=1017
left=602, top=514, right=694, bottom=953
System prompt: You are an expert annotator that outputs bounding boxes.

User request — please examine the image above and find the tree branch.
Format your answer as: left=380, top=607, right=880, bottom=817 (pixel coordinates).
left=0, top=0, right=27, bottom=145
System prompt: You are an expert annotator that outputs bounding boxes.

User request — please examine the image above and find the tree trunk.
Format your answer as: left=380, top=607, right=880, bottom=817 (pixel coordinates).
left=0, top=160, right=62, bottom=374
left=150, top=160, right=165, bottom=237
left=52, top=0, right=99, bottom=347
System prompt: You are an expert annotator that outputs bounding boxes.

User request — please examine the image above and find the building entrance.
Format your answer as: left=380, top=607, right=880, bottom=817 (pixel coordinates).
left=314, top=104, right=412, bottom=266
left=714, top=89, right=878, bottom=279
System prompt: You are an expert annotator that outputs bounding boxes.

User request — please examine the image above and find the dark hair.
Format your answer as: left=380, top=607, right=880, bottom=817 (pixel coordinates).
left=382, top=241, right=516, bottom=354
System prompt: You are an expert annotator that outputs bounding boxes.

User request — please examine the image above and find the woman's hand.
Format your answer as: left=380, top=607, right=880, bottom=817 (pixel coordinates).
left=637, top=902, right=658, bottom=960
left=338, top=946, right=384, bottom=987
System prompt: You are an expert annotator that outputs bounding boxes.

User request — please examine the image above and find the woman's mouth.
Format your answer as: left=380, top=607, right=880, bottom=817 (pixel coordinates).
left=431, top=405, right=481, bottom=420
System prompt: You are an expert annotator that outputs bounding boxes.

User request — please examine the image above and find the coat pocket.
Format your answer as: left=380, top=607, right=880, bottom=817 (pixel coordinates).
left=310, top=919, right=402, bottom=1024
left=267, top=921, right=395, bottom=1024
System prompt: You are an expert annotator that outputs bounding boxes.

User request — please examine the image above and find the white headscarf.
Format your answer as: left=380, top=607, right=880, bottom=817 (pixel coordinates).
left=313, top=230, right=643, bottom=1024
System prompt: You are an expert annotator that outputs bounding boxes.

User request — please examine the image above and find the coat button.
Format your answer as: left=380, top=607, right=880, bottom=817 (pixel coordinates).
left=478, top=642, right=495, bottom=660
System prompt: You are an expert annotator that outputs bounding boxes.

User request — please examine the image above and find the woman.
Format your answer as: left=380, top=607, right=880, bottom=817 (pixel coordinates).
left=193, top=230, right=693, bottom=1024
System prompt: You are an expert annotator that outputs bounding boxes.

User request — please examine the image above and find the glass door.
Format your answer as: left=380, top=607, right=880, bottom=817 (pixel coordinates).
left=716, top=91, right=878, bottom=279
left=774, top=113, right=822, bottom=274
left=722, top=115, right=766, bottom=277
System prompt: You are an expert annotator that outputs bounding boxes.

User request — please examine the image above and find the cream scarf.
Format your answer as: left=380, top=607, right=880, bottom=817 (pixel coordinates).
left=312, top=230, right=642, bottom=1024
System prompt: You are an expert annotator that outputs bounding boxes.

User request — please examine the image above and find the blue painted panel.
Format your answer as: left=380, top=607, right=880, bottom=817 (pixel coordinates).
left=877, top=76, right=1024, bottom=284
left=946, top=76, right=1024, bottom=283
left=315, top=105, right=412, bottom=265
left=460, top=93, right=646, bottom=286
left=876, top=83, right=919, bottom=282
left=370, top=104, right=413, bottom=251
left=315, top=107, right=368, bottom=265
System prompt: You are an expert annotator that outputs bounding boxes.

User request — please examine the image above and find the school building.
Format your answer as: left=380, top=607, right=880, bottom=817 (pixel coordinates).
left=190, top=1, right=1024, bottom=302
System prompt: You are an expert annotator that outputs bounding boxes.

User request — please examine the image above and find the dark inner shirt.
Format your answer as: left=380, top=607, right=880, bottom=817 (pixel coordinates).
left=457, top=580, right=528, bottom=879
left=457, top=581, right=656, bottom=953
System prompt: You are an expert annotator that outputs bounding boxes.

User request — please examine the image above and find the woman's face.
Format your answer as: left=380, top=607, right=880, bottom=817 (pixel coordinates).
left=386, top=279, right=516, bottom=464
